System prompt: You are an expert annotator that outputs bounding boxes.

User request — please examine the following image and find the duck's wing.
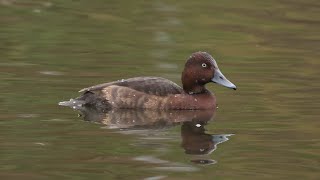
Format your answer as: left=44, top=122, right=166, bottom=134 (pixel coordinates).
left=79, top=77, right=184, bottom=96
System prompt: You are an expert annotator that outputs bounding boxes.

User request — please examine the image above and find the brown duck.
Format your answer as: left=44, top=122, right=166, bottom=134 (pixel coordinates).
left=59, top=51, right=236, bottom=110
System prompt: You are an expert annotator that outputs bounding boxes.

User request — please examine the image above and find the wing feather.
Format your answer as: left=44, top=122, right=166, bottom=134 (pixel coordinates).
left=79, top=77, right=183, bottom=96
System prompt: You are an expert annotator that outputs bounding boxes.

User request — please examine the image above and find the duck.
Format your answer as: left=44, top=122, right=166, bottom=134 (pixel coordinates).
left=59, top=51, right=236, bottom=110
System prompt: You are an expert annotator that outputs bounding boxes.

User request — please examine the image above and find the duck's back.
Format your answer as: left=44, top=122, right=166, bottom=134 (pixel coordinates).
left=80, top=77, right=184, bottom=96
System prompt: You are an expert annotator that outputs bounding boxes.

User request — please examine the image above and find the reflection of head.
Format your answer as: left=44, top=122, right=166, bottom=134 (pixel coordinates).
left=181, top=120, right=233, bottom=155
left=181, top=120, right=213, bottom=155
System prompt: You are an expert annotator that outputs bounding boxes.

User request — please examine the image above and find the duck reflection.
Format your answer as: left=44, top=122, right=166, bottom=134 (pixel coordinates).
left=76, top=107, right=233, bottom=165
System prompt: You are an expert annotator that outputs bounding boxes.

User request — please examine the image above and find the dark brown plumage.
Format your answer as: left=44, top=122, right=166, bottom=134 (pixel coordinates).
left=79, top=77, right=184, bottom=96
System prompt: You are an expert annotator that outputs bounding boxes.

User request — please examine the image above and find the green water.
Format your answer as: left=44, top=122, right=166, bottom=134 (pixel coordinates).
left=1, top=0, right=319, bottom=179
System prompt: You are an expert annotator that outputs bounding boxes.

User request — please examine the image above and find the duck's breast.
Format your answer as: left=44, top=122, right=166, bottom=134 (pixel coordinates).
left=165, top=93, right=216, bottom=110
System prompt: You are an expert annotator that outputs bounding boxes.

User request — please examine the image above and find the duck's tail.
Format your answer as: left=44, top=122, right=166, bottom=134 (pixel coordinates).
left=58, top=98, right=85, bottom=110
left=58, top=92, right=111, bottom=111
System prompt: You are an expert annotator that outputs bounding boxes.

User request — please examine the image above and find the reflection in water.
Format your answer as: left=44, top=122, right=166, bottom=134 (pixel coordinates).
left=78, top=106, right=215, bottom=129
left=75, top=106, right=233, bottom=165
left=181, top=120, right=233, bottom=165
left=182, top=121, right=233, bottom=155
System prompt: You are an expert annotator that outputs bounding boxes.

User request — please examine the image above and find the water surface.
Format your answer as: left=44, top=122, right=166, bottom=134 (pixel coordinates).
left=1, top=0, right=319, bottom=179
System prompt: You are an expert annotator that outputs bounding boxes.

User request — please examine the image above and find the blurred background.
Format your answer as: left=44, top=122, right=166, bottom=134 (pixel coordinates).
left=0, top=0, right=319, bottom=179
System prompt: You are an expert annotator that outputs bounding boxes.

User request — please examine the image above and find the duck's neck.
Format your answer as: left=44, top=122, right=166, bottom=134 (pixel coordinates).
left=183, top=85, right=207, bottom=94
left=182, top=74, right=207, bottom=94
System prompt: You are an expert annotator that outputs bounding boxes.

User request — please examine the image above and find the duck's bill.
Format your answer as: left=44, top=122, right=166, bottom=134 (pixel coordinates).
left=211, top=69, right=237, bottom=90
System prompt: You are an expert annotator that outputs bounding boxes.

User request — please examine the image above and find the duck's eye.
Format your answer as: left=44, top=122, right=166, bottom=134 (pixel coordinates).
left=202, top=63, right=207, bottom=68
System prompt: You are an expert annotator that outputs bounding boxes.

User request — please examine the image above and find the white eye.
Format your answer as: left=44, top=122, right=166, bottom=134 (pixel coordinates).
left=202, top=63, right=207, bottom=68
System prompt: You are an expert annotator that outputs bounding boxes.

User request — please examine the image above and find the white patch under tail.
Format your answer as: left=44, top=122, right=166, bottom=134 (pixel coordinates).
left=58, top=99, right=85, bottom=109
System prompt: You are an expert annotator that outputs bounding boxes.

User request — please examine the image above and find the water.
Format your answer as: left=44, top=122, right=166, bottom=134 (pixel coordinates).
left=1, top=0, right=319, bottom=179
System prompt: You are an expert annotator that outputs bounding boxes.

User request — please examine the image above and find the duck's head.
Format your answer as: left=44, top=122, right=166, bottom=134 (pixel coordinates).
left=181, top=51, right=236, bottom=94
